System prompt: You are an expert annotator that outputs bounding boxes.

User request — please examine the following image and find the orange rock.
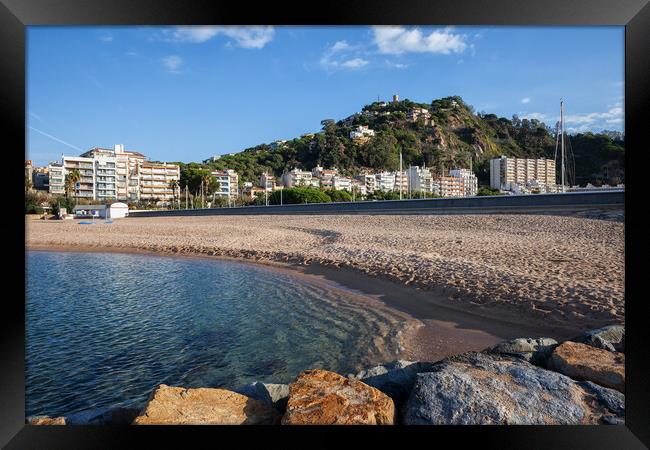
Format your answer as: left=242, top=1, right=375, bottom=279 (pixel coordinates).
left=281, top=369, right=396, bottom=425
left=133, top=384, right=281, bottom=425
left=551, top=342, right=625, bottom=392
left=28, top=416, right=66, bottom=425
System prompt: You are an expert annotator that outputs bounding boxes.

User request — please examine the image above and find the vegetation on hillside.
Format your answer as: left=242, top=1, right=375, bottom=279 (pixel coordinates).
left=176, top=95, right=623, bottom=189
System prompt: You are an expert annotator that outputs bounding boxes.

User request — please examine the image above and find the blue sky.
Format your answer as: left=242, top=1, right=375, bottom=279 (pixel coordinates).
left=27, top=26, right=624, bottom=166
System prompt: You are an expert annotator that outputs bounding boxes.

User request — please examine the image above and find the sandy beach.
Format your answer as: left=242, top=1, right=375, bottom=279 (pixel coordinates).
left=26, top=212, right=624, bottom=361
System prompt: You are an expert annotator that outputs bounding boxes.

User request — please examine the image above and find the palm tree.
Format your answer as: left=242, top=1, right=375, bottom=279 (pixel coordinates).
left=201, top=173, right=212, bottom=208
left=168, top=180, right=179, bottom=209
left=65, top=169, right=81, bottom=198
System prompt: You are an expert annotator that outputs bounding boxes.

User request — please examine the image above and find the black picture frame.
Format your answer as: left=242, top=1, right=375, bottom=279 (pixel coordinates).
left=3, top=0, right=648, bottom=447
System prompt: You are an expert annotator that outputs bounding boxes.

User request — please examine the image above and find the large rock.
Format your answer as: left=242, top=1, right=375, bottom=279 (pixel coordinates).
left=133, top=384, right=281, bottom=425
left=27, top=416, right=66, bottom=425
left=403, top=352, right=624, bottom=425
left=550, top=341, right=625, bottom=392
left=65, top=406, right=140, bottom=425
left=571, top=325, right=625, bottom=352
left=485, top=337, right=558, bottom=367
left=281, top=369, right=396, bottom=425
left=233, top=382, right=290, bottom=412
left=349, top=360, right=435, bottom=407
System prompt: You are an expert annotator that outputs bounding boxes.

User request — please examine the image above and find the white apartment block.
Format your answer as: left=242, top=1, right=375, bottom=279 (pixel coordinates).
left=77, top=148, right=118, bottom=201
left=407, top=166, right=437, bottom=194
left=490, top=156, right=556, bottom=192
left=332, top=176, right=352, bottom=191
left=47, top=163, right=65, bottom=196
left=282, top=168, right=313, bottom=188
left=375, top=172, right=396, bottom=192
left=449, top=168, right=478, bottom=197
left=211, top=169, right=239, bottom=198
left=49, top=155, right=96, bottom=199
left=139, top=162, right=180, bottom=204
left=48, top=144, right=179, bottom=203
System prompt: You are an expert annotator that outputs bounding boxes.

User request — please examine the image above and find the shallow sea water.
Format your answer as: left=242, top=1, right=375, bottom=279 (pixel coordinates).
left=25, top=251, right=406, bottom=417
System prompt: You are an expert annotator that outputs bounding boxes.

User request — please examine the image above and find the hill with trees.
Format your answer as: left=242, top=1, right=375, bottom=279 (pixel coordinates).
left=178, top=96, right=624, bottom=188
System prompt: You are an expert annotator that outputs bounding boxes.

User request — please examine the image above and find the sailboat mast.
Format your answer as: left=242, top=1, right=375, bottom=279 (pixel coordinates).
left=560, top=100, right=565, bottom=192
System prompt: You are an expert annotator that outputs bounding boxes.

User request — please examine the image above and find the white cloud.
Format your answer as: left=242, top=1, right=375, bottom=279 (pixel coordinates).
left=167, top=26, right=275, bottom=48
left=565, top=106, right=623, bottom=125
left=330, top=40, right=350, bottom=52
left=521, top=97, right=531, bottom=104
left=385, top=60, right=408, bottom=69
left=340, top=58, right=369, bottom=69
left=99, top=35, right=113, bottom=43
left=320, top=41, right=369, bottom=71
left=520, top=112, right=547, bottom=121
left=372, top=26, right=468, bottom=55
left=162, top=55, right=183, bottom=73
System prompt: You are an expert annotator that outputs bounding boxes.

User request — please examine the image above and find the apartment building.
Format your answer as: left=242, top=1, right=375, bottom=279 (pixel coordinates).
left=32, top=167, right=50, bottom=191
left=81, top=145, right=146, bottom=201
left=374, top=172, right=396, bottom=192
left=312, top=165, right=338, bottom=189
left=211, top=169, right=239, bottom=198
left=51, top=156, right=96, bottom=199
left=407, top=166, right=437, bottom=194
left=47, top=163, right=65, bottom=196
left=436, top=176, right=465, bottom=197
left=449, top=168, right=478, bottom=197
left=355, top=173, right=377, bottom=194
left=490, top=156, right=556, bottom=192
left=332, top=176, right=352, bottom=191
left=139, top=162, right=180, bottom=204
left=394, top=171, right=409, bottom=195
left=282, top=168, right=313, bottom=188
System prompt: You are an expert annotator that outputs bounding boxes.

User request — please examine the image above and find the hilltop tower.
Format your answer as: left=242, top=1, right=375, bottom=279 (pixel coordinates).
left=392, top=93, right=399, bottom=103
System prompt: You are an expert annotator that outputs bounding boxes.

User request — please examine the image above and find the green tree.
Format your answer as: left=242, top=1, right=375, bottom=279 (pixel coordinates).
left=362, top=133, right=399, bottom=170
left=477, top=186, right=504, bottom=196
left=267, top=187, right=331, bottom=205
left=325, top=189, right=352, bottom=202
left=65, top=169, right=81, bottom=198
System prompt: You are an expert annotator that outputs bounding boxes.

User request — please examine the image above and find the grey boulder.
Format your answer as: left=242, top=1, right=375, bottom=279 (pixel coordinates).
left=571, top=325, right=625, bottom=352
left=349, top=360, right=436, bottom=406
left=233, top=381, right=290, bottom=412
left=403, top=352, right=624, bottom=425
left=65, top=406, right=141, bottom=425
left=485, top=337, right=558, bottom=366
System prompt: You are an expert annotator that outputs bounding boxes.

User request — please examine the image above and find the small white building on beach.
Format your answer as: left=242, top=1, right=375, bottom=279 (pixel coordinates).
left=73, top=202, right=129, bottom=219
